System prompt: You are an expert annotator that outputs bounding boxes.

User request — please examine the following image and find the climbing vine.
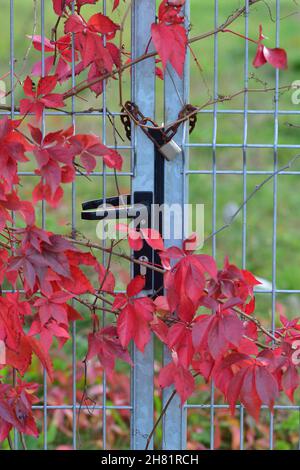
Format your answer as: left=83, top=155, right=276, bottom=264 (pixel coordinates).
left=0, top=0, right=299, bottom=447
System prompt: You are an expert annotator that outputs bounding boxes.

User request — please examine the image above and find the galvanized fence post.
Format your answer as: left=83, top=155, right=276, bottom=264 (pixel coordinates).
left=161, top=1, right=190, bottom=451
left=130, top=0, right=156, bottom=450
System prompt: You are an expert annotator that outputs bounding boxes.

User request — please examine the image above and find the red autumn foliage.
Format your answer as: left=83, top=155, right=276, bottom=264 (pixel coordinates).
left=20, top=76, right=65, bottom=122
left=114, top=275, right=155, bottom=352
left=116, top=224, right=164, bottom=252
left=30, top=34, right=76, bottom=82
left=158, top=359, right=195, bottom=404
left=86, top=326, right=132, bottom=378
left=69, top=133, right=123, bottom=172
left=0, top=118, right=31, bottom=192
left=0, top=0, right=294, bottom=444
left=0, top=380, right=39, bottom=441
left=27, top=124, right=122, bottom=206
left=151, top=1, right=187, bottom=77
left=52, top=0, right=99, bottom=16
left=113, top=0, right=122, bottom=11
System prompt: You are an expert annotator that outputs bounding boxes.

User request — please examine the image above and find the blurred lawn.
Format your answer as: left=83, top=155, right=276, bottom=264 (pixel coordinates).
left=0, top=0, right=300, bottom=450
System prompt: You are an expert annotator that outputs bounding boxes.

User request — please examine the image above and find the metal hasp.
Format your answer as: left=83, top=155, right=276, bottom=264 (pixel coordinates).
left=81, top=191, right=154, bottom=290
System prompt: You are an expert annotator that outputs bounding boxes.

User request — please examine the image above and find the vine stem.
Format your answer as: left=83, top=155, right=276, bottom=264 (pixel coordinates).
left=145, top=372, right=200, bottom=450
left=131, top=83, right=298, bottom=132
left=93, top=292, right=114, bottom=306
left=73, top=296, right=118, bottom=315
left=145, top=390, right=176, bottom=450
left=68, top=238, right=165, bottom=274
left=91, top=239, right=114, bottom=310
left=231, top=304, right=282, bottom=344
left=221, top=28, right=259, bottom=44
left=20, top=433, right=27, bottom=450
left=51, top=0, right=67, bottom=63
left=7, top=433, right=13, bottom=450
left=205, top=154, right=300, bottom=243
left=1, top=83, right=298, bottom=130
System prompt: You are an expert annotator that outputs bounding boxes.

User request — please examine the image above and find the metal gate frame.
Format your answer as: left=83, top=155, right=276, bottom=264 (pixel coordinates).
left=130, top=0, right=155, bottom=450
left=130, top=0, right=189, bottom=450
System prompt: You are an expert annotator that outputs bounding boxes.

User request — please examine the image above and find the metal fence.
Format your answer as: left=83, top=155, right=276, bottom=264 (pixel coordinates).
left=6, top=0, right=135, bottom=450
left=180, top=0, right=300, bottom=451
left=3, top=0, right=300, bottom=450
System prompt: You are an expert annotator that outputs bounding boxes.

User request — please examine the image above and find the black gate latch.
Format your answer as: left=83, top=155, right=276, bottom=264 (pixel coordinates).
left=81, top=191, right=155, bottom=290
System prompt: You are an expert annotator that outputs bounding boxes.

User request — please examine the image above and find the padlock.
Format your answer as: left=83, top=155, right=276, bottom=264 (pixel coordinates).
left=158, top=139, right=182, bottom=161
left=121, top=102, right=187, bottom=162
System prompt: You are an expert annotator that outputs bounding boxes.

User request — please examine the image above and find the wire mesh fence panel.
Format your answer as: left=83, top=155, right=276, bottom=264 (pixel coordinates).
left=181, top=0, right=300, bottom=450
left=1, top=0, right=141, bottom=450
left=1, top=0, right=300, bottom=451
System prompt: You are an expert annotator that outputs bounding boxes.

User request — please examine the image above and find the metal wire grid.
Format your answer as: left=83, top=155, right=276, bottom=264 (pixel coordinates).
left=182, top=0, right=300, bottom=450
left=5, top=0, right=134, bottom=450
left=4, top=0, right=300, bottom=451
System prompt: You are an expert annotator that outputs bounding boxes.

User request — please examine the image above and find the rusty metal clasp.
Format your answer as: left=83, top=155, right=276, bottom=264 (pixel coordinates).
left=120, top=101, right=197, bottom=161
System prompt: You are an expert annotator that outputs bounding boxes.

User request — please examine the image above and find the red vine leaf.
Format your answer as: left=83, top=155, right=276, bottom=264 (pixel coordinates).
left=86, top=326, right=132, bottom=377
left=20, top=76, right=65, bottom=122
left=116, top=223, right=143, bottom=251
left=26, top=336, right=54, bottom=381
left=70, top=134, right=123, bottom=172
left=151, top=23, right=187, bottom=77
left=115, top=287, right=155, bottom=352
left=0, top=117, right=31, bottom=191
left=140, top=228, right=165, bottom=251
left=151, top=0, right=187, bottom=77
left=87, top=13, right=120, bottom=39
left=158, top=360, right=195, bottom=404
left=253, top=25, right=287, bottom=70
left=0, top=380, right=39, bottom=440
left=192, top=308, right=244, bottom=359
